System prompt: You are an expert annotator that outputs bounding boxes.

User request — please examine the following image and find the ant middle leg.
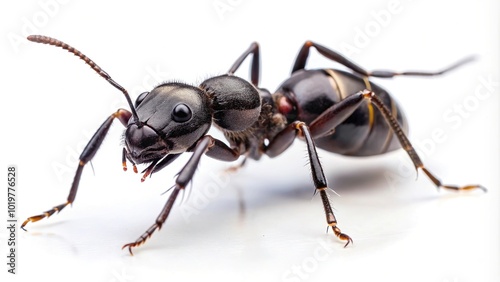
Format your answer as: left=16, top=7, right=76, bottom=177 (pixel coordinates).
left=265, top=121, right=353, bottom=247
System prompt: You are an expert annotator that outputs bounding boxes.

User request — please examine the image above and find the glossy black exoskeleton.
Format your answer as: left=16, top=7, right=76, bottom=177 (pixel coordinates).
left=22, top=36, right=485, bottom=254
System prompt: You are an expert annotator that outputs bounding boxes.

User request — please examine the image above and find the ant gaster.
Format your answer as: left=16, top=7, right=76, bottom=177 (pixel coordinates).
left=22, top=35, right=485, bottom=255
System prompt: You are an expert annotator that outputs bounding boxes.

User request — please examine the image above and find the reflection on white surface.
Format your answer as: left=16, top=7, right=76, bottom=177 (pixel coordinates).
left=2, top=0, right=498, bottom=281
left=16, top=152, right=496, bottom=282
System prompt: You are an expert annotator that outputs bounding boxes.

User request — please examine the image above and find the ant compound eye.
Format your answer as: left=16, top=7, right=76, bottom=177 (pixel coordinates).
left=171, top=103, right=192, bottom=123
left=135, top=91, right=149, bottom=107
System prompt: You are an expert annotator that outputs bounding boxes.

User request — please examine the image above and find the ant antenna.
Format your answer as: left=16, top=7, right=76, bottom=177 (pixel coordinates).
left=27, top=35, right=140, bottom=124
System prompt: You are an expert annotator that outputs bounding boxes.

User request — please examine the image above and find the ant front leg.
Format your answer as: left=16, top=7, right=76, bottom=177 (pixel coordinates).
left=265, top=122, right=353, bottom=247
left=123, top=135, right=240, bottom=255
left=292, top=41, right=475, bottom=78
left=22, top=109, right=132, bottom=230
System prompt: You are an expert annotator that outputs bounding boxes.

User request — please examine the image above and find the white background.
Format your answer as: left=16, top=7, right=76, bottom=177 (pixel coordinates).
left=1, top=1, right=499, bottom=281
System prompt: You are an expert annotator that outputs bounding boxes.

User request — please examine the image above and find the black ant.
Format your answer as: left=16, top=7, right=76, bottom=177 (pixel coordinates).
left=22, top=35, right=485, bottom=255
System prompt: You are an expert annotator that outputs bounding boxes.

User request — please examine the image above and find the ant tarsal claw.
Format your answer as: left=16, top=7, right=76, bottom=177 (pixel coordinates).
left=440, top=184, right=487, bottom=193
left=420, top=167, right=487, bottom=193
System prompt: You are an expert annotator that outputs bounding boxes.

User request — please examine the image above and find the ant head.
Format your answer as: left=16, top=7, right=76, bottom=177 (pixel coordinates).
left=124, top=83, right=211, bottom=164
left=25, top=35, right=260, bottom=165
